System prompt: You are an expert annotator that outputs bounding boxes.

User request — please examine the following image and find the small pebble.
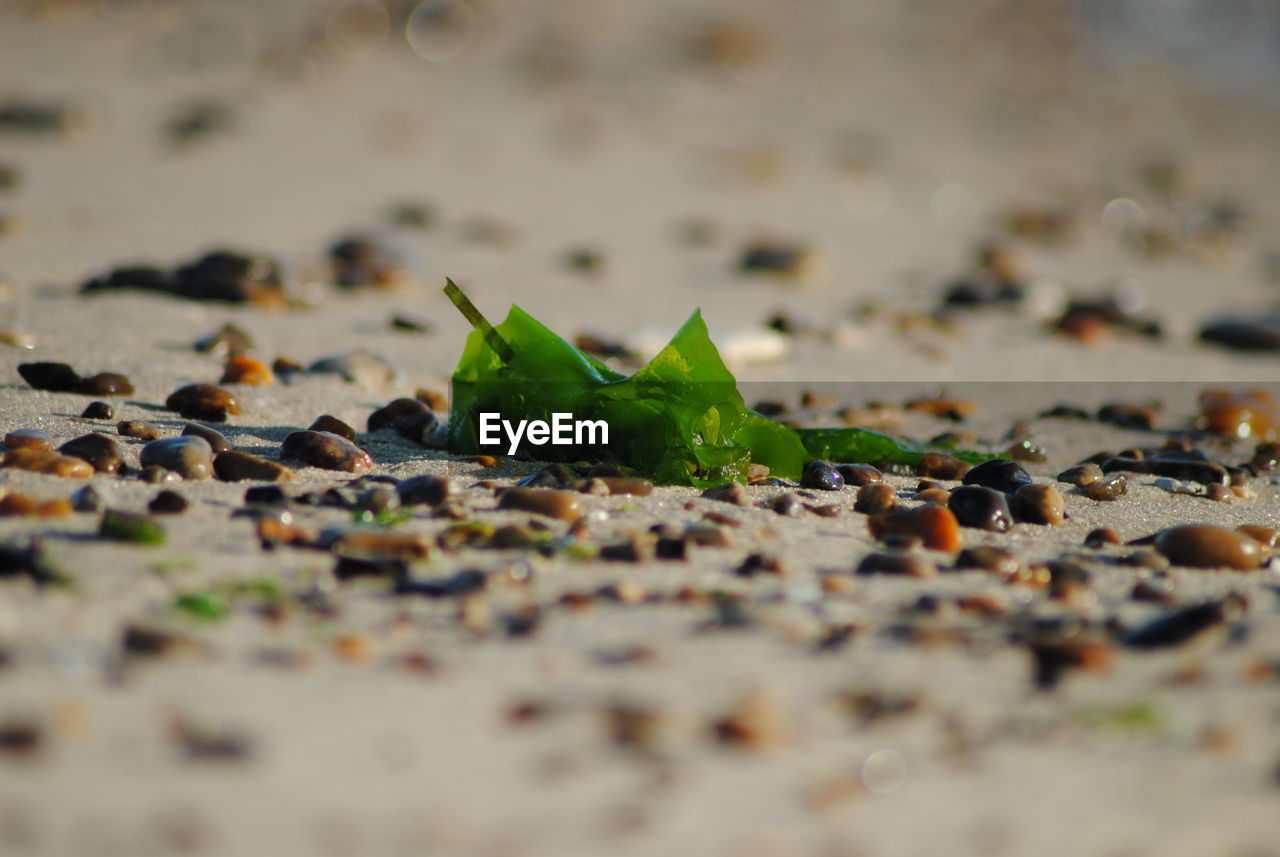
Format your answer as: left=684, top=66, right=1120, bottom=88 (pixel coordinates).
left=165, top=384, right=241, bottom=422
left=854, top=483, right=898, bottom=514
left=1237, top=525, right=1279, bottom=550
left=309, top=415, right=356, bottom=440
left=1057, top=463, right=1102, bottom=487
left=1198, top=388, right=1277, bottom=439
left=148, top=491, right=188, bottom=514
left=181, top=423, right=231, bottom=454
left=140, top=436, right=214, bottom=480
left=1084, top=474, right=1128, bottom=501
left=916, top=452, right=971, bottom=480
left=1010, top=484, right=1065, bottom=525
left=2, top=448, right=93, bottom=478
left=868, top=505, right=962, bottom=552
left=118, top=420, right=161, bottom=441
left=1085, top=528, right=1122, bottom=548
left=213, top=450, right=294, bottom=482
left=835, top=463, right=882, bottom=486
left=497, top=488, right=583, bottom=522
left=58, top=433, right=122, bottom=474
left=1198, top=316, right=1280, bottom=353
left=702, top=482, right=749, bottom=506
left=308, top=350, right=400, bottom=389
left=5, top=428, right=54, bottom=452
left=1154, top=524, right=1265, bottom=571
left=1206, top=483, right=1233, bottom=503
left=71, top=485, right=105, bottom=512
left=1103, top=455, right=1226, bottom=486
left=947, top=485, right=1013, bottom=532
left=17, top=361, right=81, bottom=392
left=856, top=551, right=937, bottom=578
left=78, top=372, right=133, bottom=396
left=396, top=474, right=451, bottom=506
left=915, top=487, right=951, bottom=505
left=800, top=460, right=842, bottom=491
left=280, top=431, right=372, bottom=473
left=962, top=458, right=1031, bottom=494
left=367, top=397, right=430, bottom=433
left=0, top=495, right=72, bottom=518
left=1156, top=477, right=1202, bottom=496
left=1097, top=402, right=1159, bottom=430
left=139, top=466, right=180, bottom=484
left=954, top=545, right=1019, bottom=575
left=194, top=323, right=253, bottom=357
left=771, top=493, right=805, bottom=517
left=220, top=355, right=274, bottom=386
left=1125, top=598, right=1243, bottom=649
left=80, top=401, right=113, bottom=420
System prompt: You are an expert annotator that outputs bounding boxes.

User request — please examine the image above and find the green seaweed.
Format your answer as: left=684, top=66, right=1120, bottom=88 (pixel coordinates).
left=446, top=281, right=990, bottom=486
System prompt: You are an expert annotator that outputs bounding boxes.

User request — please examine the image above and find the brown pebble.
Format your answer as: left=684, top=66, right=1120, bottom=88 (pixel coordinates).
left=368, top=398, right=430, bottom=433
left=194, top=323, right=253, bottom=357
left=916, top=452, right=971, bottom=480
left=954, top=545, right=1019, bottom=576
left=1085, top=527, right=1122, bottom=548
left=180, top=423, right=231, bottom=454
left=78, top=372, right=134, bottom=396
left=1154, top=524, right=1265, bottom=571
left=213, top=450, right=294, bottom=482
left=308, top=415, right=356, bottom=440
left=2, top=448, right=93, bottom=478
left=683, top=523, right=733, bottom=547
left=770, top=493, right=805, bottom=517
left=0, top=494, right=72, bottom=518
left=4, top=428, right=54, bottom=453
left=1084, top=474, right=1127, bottom=501
left=165, top=383, right=241, bottom=422
left=854, top=483, right=898, bottom=514
left=118, top=420, right=161, bottom=441
left=140, top=436, right=214, bottom=480
left=1057, top=463, right=1103, bottom=487
left=80, top=401, right=113, bottom=420
left=590, top=477, right=653, bottom=496
left=333, top=531, right=431, bottom=560
left=139, top=465, right=180, bottom=484
left=856, top=551, right=937, bottom=578
left=497, top=487, right=582, bottom=521
left=868, top=505, right=962, bottom=552
left=1198, top=388, right=1277, bottom=439
left=220, top=355, right=274, bottom=386
left=836, top=463, right=882, bottom=486
left=1206, top=483, right=1233, bottom=503
left=702, top=482, right=749, bottom=506
left=148, top=490, right=188, bottom=514
left=1236, top=525, right=1279, bottom=550
left=466, top=454, right=499, bottom=468
left=280, top=431, right=373, bottom=473
left=1030, top=640, right=1114, bottom=690
left=915, top=487, right=951, bottom=505
left=1011, top=484, right=1066, bottom=525
left=710, top=690, right=787, bottom=754
left=58, top=433, right=122, bottom=474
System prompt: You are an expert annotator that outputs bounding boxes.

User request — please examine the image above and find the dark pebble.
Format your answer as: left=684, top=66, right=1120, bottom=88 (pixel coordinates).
left=368, top=397, right=431, bottom=433
left=947, top=485, right=1013, bottom=532
left=395, top=569, right=489, bottom=599
left=800, top=460, right=842, bottom=491
left=1097, top=403, right=1158, bottom=430
left=165, top=384, right=241, bottom=422
left=736, top=553, right=787, bottom=577
left=1010, top=484, right=1066, bottom=525
left=308, top=415, right=356, bottom=440
left=1039, top=404, right=1091, bottom=420
left=148, top=490, right=188, bottom=514
left=518, top=464, right=575, bottom=488
left=390, top=314, right=432, bottom=333
left=954, top=545, right=1018, bottom=575
left=835, top=463, right=882, bottom=486
left=396, top=474, right=450, bottom=506
left=118, top=420, right=161, bottom=441
left=961, top=458, right=1031, bottom=494
left=1084, top=527, right=1122, bottom=548
left=1124, top=598, right=1244, bottom=649
left=702, top=482, right=749, bottom=506
left=1198, top=316, right=1280, bottom=352
left=856, top=551, right=937, bottom=578
left=394, top=410, right=438, bottom=445
left=329, top=235, right=400, bottom=289
left=78, top=372, right=134, bottom=396
left=854, top=483, right=898, bottom=514
left=280, top=431, right=373, bottom=473
left=81, top=401, right=114, bottom=420
left=771, top=493, right=805, bottom=517
left=71, top=485, right=105, bottom=513
left=181, top=423, right=232, bottom=454
left=214, top=450, right=294, bottom=482
left=140, top=436, right=214, bottom=480
left=17, top=361, right=81, bottom=392
left=58, top=433, right=122, bottom=474
left=1057, top=463, right=1103, bottom=487
left=1102, top=455, right=1227, bottom=486
left=244, top=485, right=288, bottom=506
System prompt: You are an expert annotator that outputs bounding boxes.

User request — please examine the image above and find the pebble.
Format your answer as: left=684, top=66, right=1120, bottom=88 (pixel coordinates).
left=702, top=482, right=749, bottom=506
left=961, top=458, right=1031, bottom=494
left=2, top=448, right=93, bottom=478
left=166, top=384, right=241, bottom=422
left=118, top=420, right=161, bottom=441
left=148, top=490, right=188, bottom=514
left=954, top=545, right=1019, bottom=575
left=99, top=510, right=165, bottom=545
left=80, top=401, right=113, bottom=420
left=854, top=483, right=898, bottom=514
left=1030, top=639, right=1114, bottom=690
left=1154, top=524, right=1265, bottom=571
left=368, top=397, right=430, bottom=433
left=800, top=460, right=842, bottom=491
left=193, top=323, right=253, bottom=357
left=71, top=485, right=105, bottom=512
left=771, top=493, right=805, bottom=517
left=0, top=494, right=72, bottom=518
left=1057, top=463, right=1103, bottom=487
left=333, top=531, right=431, bottom=561
left=916, top=452, right=971, bottom=480
left=5, top=428, right=54, bottom=452
left=835, top=463, right=882, bottom=486
left=139, top=466, right=180, bottom=484
left=1097, top=402, right=1159, bottom=430
left=868, top=505, right=962, bottom=552
left=915, top=487, right=951, bottom=505
left=1198, top=315, right=1280, bottom=352
left=17, top=361, right=81, bottom=392
left=396, top=474, right=450, bottom=506
left=329, top=235, right=402, bottom=289
left=181, top=423, right=232, bottom=454
left=308, top=350, right=401, bottom=389
left=1237, top=525, right=1279, bottom=550
left=58, top=433, right=122, bottom=474
left=220, top=355, right=274, bottom=386
left=1011, top=484, right=1066, bottom=525
left=497, top=488, right=583, bottom=521
left=280, top=431, right=373, bottom=473
left=214, top=450, right=294, bottom=482
left=738, top=240, right=823, bottom=282
left=1102, top=455, right=1226, bottom=486
left=309, top=415, right=356, bottom=440
left=1084, top=474, right=1127, bottom=501
left=1124, top=598, right=1244, bottom=649
left=173, top=249, right=286, bottom=306
left=1156, top=477, right=1202, bottom=496
left=78, top=372, right=134, bottom=396
left=856, top=551, right=938, bottom=578
left=947, top=485, right=1013, bottom=532
left=1085, top=527, right=1122, bottom=548
left=141, top=436, right=214, bottom=480
left=1198, top=388, right=1277, bottom=439
left=1206, top=483, right=1233, bottom=503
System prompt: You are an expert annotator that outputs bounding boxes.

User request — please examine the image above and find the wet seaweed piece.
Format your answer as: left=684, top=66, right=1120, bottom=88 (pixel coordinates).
left=445, top=282, right=988, bottom=486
